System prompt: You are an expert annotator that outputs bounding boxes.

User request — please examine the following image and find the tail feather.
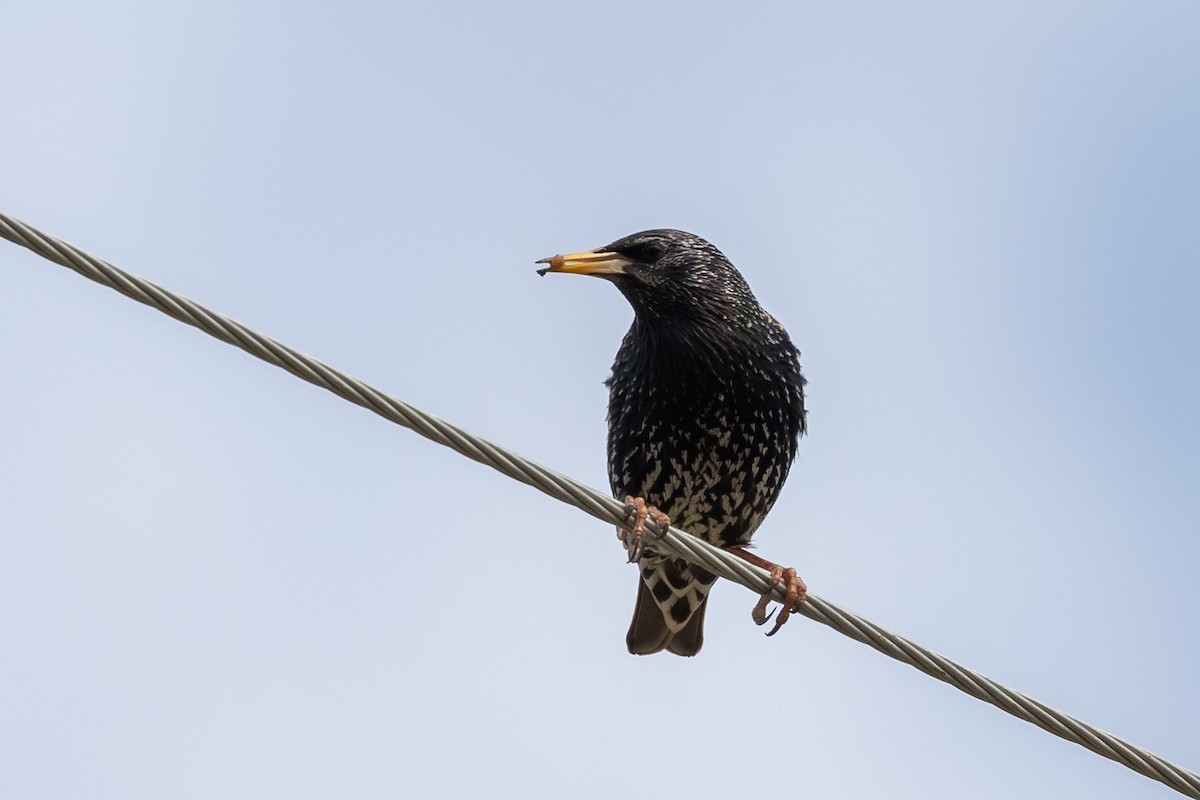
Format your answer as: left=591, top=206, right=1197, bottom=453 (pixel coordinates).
left=626, top=579, right=674, bottom=655
left=666, top=594, right=707, bottom=656
left=625, top=562, right=714, bottom=657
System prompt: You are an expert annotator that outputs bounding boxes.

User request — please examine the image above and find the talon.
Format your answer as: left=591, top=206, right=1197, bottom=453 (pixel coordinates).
left=618, top=496, right=669, bottom=564
left=728, top=547, right=807, bottom=637
left=622, top=499, right=639, bottom=526
left=765, top=567, right=807, bottom=636
left=647, top=508, right=670, bottom=540
left=621, top=496, right=648, bottom=563
left=753, top=565, right=784, bottom=626
left=620, top=497, right=646, bottom=563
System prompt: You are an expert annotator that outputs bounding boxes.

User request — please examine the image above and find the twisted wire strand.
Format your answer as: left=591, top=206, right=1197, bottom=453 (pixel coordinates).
left=2, top=211, right=1196, bottom=798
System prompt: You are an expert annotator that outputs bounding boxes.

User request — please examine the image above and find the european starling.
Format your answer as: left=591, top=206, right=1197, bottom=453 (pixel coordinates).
left=538, top=229, right=807, bottom=656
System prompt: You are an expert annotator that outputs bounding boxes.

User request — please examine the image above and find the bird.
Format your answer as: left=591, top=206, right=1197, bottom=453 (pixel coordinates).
left=537, top=229, right=808, bottom=656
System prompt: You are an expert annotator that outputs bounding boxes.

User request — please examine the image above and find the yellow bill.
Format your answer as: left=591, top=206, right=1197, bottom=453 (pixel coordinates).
left=536, top=249, right=635, bottom=277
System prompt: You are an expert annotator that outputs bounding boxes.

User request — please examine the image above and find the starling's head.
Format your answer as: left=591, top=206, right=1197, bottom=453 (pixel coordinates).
left=537, top=229, right=757, bottom=324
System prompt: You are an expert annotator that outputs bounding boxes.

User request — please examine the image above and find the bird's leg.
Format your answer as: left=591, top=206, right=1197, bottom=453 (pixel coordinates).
left=727, top=547, right=808, bottom=636
left=620, top=496, right=670, bottom=564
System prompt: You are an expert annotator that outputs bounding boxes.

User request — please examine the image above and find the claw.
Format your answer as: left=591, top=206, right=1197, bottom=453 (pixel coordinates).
left=764, top=567, right=806, bottom=636
left=620, top=496, right=647, bottom=563
left=752, top=567, right=784, bottom=626
left=618, top=496, right=669, bottom=563
left=729, top=547, right=808, bottom=637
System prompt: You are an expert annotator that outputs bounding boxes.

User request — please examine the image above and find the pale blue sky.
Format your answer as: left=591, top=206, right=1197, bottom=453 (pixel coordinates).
left=2, top=3, right=1197, bottom=798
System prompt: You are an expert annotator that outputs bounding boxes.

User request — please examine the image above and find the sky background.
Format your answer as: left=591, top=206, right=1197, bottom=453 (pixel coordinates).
left=2, top=2, right=1198, bottom=798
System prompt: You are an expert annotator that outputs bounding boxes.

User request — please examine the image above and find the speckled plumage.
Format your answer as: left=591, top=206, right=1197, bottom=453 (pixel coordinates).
left=541, top=229, right=806, bottom=656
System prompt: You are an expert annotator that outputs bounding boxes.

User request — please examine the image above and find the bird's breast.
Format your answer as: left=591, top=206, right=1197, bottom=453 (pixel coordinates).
left=606, top=341, right=800, bottom=548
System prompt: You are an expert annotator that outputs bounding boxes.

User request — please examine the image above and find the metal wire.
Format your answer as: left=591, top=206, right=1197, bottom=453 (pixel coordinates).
left=2, top=210, right=1197, bottom=798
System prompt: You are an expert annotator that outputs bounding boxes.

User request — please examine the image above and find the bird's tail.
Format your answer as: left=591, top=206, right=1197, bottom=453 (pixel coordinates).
left=626, top=560, right=717, bottom=657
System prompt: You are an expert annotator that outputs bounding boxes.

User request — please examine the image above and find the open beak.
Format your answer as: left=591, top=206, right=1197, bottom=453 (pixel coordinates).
left=536, top=249, right=634, bottom=278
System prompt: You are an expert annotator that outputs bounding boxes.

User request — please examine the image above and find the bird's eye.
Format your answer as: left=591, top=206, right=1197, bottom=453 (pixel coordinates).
left=620, top=242, right=665, bottom=265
